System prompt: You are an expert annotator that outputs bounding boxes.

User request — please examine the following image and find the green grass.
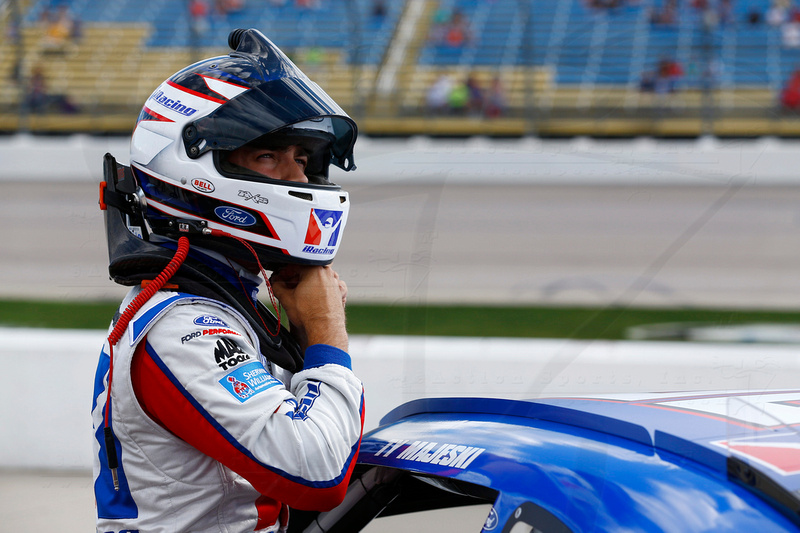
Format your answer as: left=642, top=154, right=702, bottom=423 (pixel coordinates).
left=2, top=299, right=800, bottom=340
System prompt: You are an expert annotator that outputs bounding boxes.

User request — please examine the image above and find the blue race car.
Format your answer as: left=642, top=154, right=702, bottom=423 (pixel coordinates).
left=291, top=390, right=800, bottom=532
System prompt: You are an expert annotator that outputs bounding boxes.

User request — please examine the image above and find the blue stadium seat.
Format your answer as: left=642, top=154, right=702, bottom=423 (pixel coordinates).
left=23, top=0, right=404, bottom=65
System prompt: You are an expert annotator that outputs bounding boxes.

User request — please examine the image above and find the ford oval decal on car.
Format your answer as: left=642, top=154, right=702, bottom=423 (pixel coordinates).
left=214, top=206, right=257, bottom=226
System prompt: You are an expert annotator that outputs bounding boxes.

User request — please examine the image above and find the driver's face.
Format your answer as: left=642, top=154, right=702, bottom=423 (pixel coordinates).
left=226, top=144, right=309, bottom=183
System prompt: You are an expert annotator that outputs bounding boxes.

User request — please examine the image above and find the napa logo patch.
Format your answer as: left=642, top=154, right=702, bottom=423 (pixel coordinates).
left=219, top=362, right=281, bottom=403
left=302, top=209, right=343, bottom=254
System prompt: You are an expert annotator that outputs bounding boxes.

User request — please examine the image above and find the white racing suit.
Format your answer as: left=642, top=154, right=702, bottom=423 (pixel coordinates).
left=91, top=288, right=365, bottom=533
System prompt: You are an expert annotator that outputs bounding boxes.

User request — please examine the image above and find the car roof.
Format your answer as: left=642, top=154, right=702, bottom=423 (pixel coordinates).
left=378, top=389, right=800, bottom=488
left=354, top=390, right=800, bottom=531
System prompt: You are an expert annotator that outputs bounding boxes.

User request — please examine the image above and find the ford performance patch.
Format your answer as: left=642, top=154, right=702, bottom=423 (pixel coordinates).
left=219, top=362, right=281, bottom=403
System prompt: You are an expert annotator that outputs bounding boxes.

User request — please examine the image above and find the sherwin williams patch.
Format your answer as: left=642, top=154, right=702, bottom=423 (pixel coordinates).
left=219, top=361, right=281, bottom=403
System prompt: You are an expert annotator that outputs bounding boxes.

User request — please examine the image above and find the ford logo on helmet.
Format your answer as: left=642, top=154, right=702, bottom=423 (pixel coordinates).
left=214, top=206, right=257, bottom=226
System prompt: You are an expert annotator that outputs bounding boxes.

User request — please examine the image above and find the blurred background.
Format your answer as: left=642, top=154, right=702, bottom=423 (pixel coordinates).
left=5, top=0, right=800, bottom=531
left=5, top=0, right=800, bottom=137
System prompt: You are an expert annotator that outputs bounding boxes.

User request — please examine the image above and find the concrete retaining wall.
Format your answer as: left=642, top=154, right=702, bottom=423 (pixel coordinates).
left=3, top=326, right=798, bottom=470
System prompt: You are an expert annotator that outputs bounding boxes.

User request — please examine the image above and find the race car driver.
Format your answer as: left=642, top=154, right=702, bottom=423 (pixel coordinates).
left=91, top=28, right=363, bottom=532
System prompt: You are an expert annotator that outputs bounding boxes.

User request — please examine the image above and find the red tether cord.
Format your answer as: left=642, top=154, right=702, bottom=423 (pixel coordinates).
left=103, top=236, right=190, bottom=428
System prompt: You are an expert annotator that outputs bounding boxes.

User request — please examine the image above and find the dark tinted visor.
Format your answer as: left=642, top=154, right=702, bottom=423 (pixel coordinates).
left=184, top=76, right=357, bottom=171
left=216, top=129, right=337, bottom=186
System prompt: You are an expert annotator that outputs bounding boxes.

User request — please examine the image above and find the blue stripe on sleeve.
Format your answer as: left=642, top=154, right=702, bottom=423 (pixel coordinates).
left=303, top=344, right=352, bottom=371
left=131, top=293, right=192, bottom=344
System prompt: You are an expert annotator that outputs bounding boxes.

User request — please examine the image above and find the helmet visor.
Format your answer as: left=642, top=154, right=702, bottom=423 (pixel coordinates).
left=216, top=127, right=337, bottom=185
left=185, top=76, right=357, bottom=171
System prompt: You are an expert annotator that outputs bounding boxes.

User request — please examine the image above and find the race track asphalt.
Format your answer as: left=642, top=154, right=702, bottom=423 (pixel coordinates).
left=5, top=179, right=800, bottom=309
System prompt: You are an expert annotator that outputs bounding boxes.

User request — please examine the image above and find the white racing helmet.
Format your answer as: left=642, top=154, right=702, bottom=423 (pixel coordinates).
left=113, top=28, right=357, bottom=272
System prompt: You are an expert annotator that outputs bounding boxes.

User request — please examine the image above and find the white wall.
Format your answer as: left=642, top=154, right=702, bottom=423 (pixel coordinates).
left=3, top=326, right=799, bottom=471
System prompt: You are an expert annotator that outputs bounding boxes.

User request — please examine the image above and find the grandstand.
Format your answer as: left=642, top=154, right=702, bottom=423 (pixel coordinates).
left=2, top=0, right=800, bottom=137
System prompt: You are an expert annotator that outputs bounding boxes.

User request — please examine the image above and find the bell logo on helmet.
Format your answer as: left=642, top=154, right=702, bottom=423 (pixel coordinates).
left=191, top=178, right=215, bottom=193
left=214, top=206, right=257, bottom=226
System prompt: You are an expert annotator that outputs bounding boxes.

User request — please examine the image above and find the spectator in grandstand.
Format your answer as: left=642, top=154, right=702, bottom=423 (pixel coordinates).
left=718, top=0, right=734, bottom=25
left=465, top=73, right=485, bottom=116
left=214, top=0, right=245, bottom=17
left=484, top=75, right=507, bottom=118
left=429, top=6, right=453, bottom=43
left=429, top=7, right=472, bottom=48
left=700, top=4, right=720, bottom=30
left=767, top=0, right=791, bottom=26
left=649, top=0, right=678, bottom=26
left=41, top=4, right=80, bottom=54
left=25, top=64, right=79, bottom=114
left=444, top=8, right=472, bottom=47
left=11, top=60, right=22, bottom=87
left=640, top=58, right=683, bottom=94
left=371, top=0, right=387, bottom=21
left=783, top=17, right=800, bottom=47
left=639, top=69, right=657, bottom=92
left=296, top=0, right=321, bottom=9
left=780, top=68, right=800, bottom=110
left=189, top=0, right=211, bottom=38
left=426, top=74, right=454, bottom=114
left=691, top=0, right=733, bottom=25
left=26, top=65, right=48, bottom=113
left=748, top=8, right=763, bottom=25
left=656, top=58, right=683, bottom=93
left=448, top=78, right=470, bottom=115
left=587, top=0, right=627, bottom=12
